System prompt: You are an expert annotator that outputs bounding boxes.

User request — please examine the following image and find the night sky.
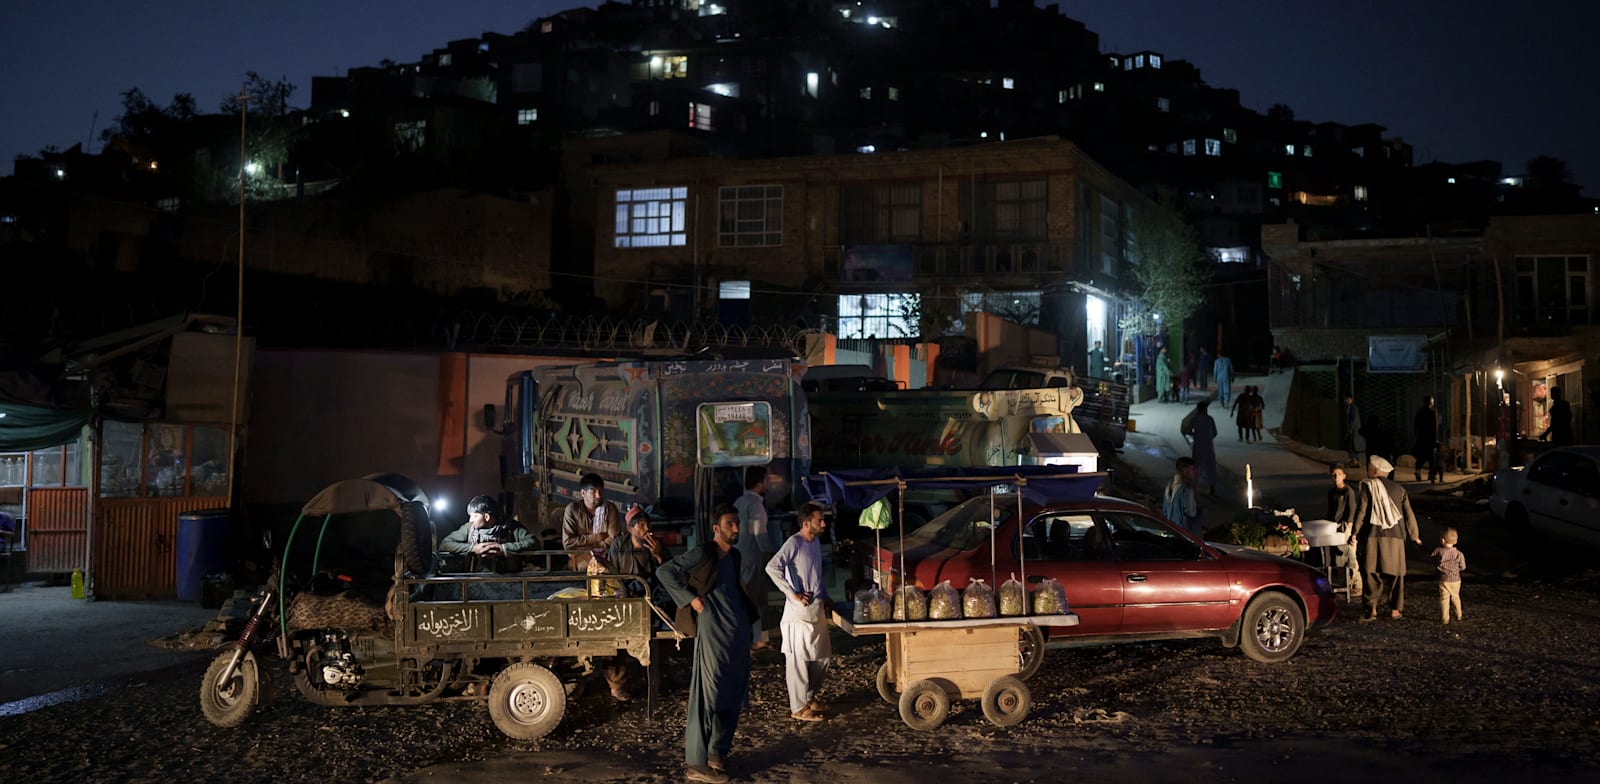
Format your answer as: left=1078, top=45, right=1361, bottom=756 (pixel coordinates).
left=4, top=1, right=1596, bottom=195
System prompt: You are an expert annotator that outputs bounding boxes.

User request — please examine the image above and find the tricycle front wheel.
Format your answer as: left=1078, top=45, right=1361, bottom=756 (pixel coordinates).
left=488, top=662, right=566, bottom=740
left=199, top=649, right=260, bottom=728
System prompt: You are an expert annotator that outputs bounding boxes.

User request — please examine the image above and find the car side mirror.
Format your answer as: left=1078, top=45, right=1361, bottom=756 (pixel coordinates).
left=483, top=403, right=499, bottom=433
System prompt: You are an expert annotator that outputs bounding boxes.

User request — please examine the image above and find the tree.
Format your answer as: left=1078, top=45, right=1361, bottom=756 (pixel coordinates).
left=1128, top=204, right=1211, bottom=338
left=1525, top=156, right=1573, bottom=190
left=218, top=72, right=303, bottom=197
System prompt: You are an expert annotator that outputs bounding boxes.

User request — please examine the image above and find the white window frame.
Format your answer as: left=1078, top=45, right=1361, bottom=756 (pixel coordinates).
left=517, top=108, right=538, bottom=125
left=614, top=187, right=688, bottom=249
left=837, top=293, right=917, bottom=339
left=689, top=102, right=714, bottom=131
left=718, top=184, right=783, bottom=248
left=1204, top=138, right=1221, bottom=156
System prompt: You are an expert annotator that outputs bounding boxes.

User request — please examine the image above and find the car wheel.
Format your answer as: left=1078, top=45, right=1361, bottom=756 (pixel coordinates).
left=897, top=679, right=950, bottom=731
left=1238, top=592, right=1304, bottom=663
left=1017, top=625, right=1044, bottom=680
left=980, top=675, right=1031, bottom=727
left=488, top=662, right=566, bottom=740
left=875, top=661, right=897, bottom=704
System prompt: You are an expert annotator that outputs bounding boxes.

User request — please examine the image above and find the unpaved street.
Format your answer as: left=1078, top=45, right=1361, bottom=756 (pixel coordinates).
left=3, top=495, right=1598, bottom=784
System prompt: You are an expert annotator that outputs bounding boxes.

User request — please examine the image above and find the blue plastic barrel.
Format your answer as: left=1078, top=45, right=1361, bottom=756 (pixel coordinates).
left=176, top=508, right=233, bottom=602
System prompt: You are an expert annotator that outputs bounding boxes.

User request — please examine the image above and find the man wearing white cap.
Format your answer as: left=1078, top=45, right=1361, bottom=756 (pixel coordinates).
left=1352, top=454, right=1421, bottom=620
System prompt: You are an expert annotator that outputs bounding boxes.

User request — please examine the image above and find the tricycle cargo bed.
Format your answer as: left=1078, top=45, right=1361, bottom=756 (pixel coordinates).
left=398, top=572, right=660, bottom=665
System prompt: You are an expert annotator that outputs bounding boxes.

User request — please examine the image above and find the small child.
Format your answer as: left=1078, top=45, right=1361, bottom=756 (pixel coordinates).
left=1430, top=527, right=1466, bottom=624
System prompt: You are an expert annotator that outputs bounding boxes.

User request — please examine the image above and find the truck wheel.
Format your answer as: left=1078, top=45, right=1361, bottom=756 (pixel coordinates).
left=981, top=675, right=1031, bottom=727
left=897, top=679, right=950, bottom=731
left=1017, top=626, right=1044, bottom=680
left=875, top=661, right=897, bottom=704
left=199, top=649, right=259, bottom=728
left=1239, top=593, right=1305, bottom=663
left=488, top=662, right=565, bottom=740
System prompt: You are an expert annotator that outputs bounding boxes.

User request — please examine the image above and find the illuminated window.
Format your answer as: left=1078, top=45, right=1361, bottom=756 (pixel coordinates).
left=541, top=21, right=553, bottom=33
left=689, top=102, right=714, bottom=131
left=1182, top=139, right=1196, bottom=156
left=658, top=55, right=688, bottom=79
left=1303, top=145, right=1313, bottom=157
left=718, top=184, right=783, bottom=247
left=1223, top=128, right=1237, bottom=143
left=1204, top=138, right=1221, bottom=156
left=1058, top=89, right=1069, bottom=104
left=1002, top=77, right=1015, bottom=90
left=1149, top=54, right=1162, bottom=68
left=648, top=100, right=660, bottom=116
left=1267, top=171, right=1283, bottom=189
left=860, top=86, right=872, bottom=100
left=1353, top=185, right=1369, bottom=201
left=1284, top=144, right=1296, bottom=156
left=720, top=280, right=750, bottom=299
left=888, top=86, right=900, bottom=101
left=517, top=108, right=538, bottom=125
left=1093, top=82, right=1105, bottom=92
left=1108, top=56, right=1119, bottom=68
left=1136, top=54, right=1145, bottom=68
left=614, top=187, right=688, bottom=248
left=1124, top=57, right=1134, bottom=70
left=1353, top=146, right=1365, bottom=158
left=837, top=293, right=917, bottom=339
left=805, top=71, right=819, bottom=97
left=1156, top=97, right=1169, bottom=112
left=438, top=53, right=453, bottom=67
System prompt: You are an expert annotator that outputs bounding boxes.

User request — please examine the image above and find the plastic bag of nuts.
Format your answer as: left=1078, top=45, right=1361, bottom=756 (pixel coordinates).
left=928, top=580, right=962, bottom=620
left=962, top=578, right=997, bottom=619
left=998, top=573, right=1027, bottom=616
left=893, top=584, right=928, bottom=621
left=1032, top=576, right=1069, bottom=615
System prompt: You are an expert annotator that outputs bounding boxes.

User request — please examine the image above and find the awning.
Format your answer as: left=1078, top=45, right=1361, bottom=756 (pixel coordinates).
left=805, top=466, right=1105, bottom=509
left=0, top=399, right=91, bottom=453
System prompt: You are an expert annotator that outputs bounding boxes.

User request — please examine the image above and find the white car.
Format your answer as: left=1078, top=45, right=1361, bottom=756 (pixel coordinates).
left=1489, top=446, right=1600, bottom=549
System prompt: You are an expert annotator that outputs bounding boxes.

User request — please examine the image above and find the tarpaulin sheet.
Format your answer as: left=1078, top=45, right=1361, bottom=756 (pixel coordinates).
left=0, top=400, right=91, bottom=453
left=806, top=466, right=1103, bottom=509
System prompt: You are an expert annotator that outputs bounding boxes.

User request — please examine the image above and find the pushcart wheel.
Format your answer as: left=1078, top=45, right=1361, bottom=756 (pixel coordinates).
left=898, top=679, right=950, bottom=731
left=1017, top=625, right=1044, bottom=680
left=875, top=661, right=897, bottom=704
left=980, top=675, right=1031, bottom=727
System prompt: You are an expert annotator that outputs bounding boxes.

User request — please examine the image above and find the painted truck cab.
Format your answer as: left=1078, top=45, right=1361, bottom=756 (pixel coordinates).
left=500, top=358, right=810, bottom=534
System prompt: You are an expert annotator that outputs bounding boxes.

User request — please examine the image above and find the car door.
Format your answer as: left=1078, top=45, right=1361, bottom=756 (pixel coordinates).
left=1521, top=452, right=1579, bottom=538
left=1101, top=511, right=1236, bottom=633
left=1546, top=454, right=1600, bottom=548
left=1018, top=512, right=1122, bottom=634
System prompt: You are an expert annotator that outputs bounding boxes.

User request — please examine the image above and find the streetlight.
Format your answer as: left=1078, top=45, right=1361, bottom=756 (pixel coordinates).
left=244, top=161, right=262, bottom=176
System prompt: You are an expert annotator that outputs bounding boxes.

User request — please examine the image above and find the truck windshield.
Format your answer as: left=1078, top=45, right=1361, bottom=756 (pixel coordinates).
left=899, top=494, right=1018, bottom=552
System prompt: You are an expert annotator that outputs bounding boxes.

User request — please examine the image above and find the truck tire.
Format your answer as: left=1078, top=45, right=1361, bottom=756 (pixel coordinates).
left=488, top=662, right=566, bottom=740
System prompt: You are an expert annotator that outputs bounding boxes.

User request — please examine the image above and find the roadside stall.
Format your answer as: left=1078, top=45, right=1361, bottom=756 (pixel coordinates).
left=812, top=467, right=1097, bottom=730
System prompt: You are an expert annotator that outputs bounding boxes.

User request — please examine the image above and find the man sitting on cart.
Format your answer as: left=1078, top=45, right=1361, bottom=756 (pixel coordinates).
left=440, top=495, right=536, bottom=573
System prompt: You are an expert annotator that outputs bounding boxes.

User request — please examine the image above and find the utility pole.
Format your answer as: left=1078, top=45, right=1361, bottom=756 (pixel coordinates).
left=226, top=85, right=248, bottom=505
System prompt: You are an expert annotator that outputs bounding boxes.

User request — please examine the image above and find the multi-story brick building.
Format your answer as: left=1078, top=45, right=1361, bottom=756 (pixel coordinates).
left=588, top=135, right=1157, bottom=381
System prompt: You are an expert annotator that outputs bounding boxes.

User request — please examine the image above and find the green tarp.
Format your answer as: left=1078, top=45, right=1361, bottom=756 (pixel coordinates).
left=0, top=400, right=91, bottom=452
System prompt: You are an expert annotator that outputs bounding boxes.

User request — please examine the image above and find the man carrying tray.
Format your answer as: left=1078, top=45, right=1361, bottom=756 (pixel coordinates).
left=765, top=501, right=832, bottom=722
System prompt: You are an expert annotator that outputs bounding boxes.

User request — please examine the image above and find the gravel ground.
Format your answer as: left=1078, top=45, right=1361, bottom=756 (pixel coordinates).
left=4, top=501, right=1598, bottom=783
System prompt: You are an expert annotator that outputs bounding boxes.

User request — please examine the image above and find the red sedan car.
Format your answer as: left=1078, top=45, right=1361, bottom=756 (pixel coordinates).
left=874, top=493, right=1336, bottom=665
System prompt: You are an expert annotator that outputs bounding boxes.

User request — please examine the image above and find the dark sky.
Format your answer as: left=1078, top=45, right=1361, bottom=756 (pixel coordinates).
left=4, top=1, right=1596, bottom=195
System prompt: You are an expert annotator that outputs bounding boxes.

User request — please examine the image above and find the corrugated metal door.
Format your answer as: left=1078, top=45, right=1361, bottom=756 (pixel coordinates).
left=24, top=487, right=89, bottom=572
left=93, top=497, right=226, bottom=599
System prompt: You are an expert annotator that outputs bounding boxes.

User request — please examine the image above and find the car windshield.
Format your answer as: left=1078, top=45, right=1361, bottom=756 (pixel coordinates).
left=899, top=494, right=1018, bottom=552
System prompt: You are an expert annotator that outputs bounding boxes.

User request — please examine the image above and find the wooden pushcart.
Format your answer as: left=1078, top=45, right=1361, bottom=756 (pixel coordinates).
left=833, top=611, right=1078, bottom=730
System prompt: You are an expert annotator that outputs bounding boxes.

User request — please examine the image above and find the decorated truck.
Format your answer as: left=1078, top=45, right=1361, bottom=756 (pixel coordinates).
left=807, top=381, right=1087, bottom=471
left=495, top=358, right=810, bottom=538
